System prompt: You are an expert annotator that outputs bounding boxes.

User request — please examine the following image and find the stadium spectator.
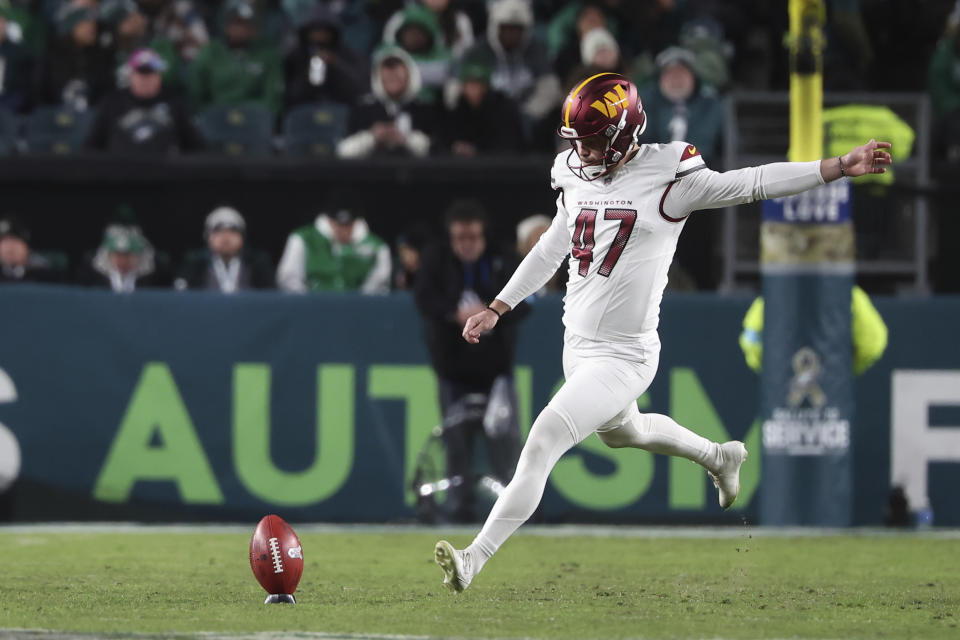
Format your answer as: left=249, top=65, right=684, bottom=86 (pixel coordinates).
left=34, top=3, right=114, bottom=111
left=547, top=2, right=613, bottom=79
left=562, top=26, right=623, bottom=89
left=382, top=0, right=474, bottom=59
left=739, top=286, right=888, bottom=376
left=336, top=45, right=435, bottom=158
left=187, top=0, right=283, bottom=115
left=0, top=1, right=33, bottom=112
left=0, top=0, right=42, bottom=58
left=99, top=0, right=149, bottom=75
left=0, top=216, right=56, bottom=283
left=636, top=47, right=724, bottom=165
left=79, top=223, right=167, bottom=292
left=284, top=3, right=366, bottom=109
left=135, top=0, right=209, bottom=66
left=675, top=17, right=731, bottom=93
left=515, top=213, right=563, bottom=295
left=392, top=220, right=432, bottom=291
left=381, top=3, right=452, bottom=104
left=438, top=55, right=525, bottom=156
left=174, top=206, right=273, bottom=292
left=462, top=0, right=561, bottom=149
left=283, top=0, right=379, bottom=57
left=86, top=48, right=203, bottom=154
left=276, top=208, right=391, bottom=294
left=413, top=199, right=526, bottom=523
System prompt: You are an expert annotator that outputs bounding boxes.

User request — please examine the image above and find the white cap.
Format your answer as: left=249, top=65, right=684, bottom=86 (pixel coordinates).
left=580, top=28, right=619, bottom=67
left=516, top=214, right=551, bottom=249
left=205, top=207, right=246, bottom=235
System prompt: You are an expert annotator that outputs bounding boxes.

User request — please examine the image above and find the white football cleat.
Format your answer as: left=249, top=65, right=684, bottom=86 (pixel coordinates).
left=434, top=540, right=474, bottom=593
left=709, top=441, right=748, bottom=509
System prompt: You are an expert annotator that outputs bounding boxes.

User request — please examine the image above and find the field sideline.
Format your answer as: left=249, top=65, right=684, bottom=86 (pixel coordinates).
left=1, top=524, right=958, bottom=640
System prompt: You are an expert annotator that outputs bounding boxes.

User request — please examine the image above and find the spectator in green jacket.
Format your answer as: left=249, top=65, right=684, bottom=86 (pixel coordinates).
left=187, top=0, right=283, bottom=115
left=739, top=286, right=888, bottom=375
left=381, top=3, right=452, bottom=105
left=636, top=46, right=724, bottom=165
left=276, top=208, right=392, bottom=294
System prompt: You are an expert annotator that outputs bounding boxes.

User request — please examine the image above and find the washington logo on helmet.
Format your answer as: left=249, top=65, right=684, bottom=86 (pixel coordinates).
left=589, top=84, right=628, bottom=118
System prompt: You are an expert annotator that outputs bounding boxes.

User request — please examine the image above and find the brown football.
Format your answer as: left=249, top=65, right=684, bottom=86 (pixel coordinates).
left=249, top=514, right=304, bottom=596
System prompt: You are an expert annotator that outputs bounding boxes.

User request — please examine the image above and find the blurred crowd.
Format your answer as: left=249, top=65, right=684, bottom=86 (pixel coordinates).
left=1, top=0, right=947, bottom=161
left=0, top=201, right=580, bottom=295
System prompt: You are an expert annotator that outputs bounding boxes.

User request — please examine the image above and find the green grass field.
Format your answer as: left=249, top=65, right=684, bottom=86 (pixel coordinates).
left=1, top=526, right=957, bottom=639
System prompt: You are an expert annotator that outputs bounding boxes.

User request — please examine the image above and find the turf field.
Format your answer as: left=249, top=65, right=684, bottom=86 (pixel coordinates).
left=1, top=525, right=957, bottom=640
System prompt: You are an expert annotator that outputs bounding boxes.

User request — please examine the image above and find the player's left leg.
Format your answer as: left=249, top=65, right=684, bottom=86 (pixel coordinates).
left=595, top=402, right=748, bottom=508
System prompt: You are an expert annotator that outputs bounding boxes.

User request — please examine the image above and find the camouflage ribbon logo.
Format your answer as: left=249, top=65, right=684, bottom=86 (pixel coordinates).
left=787, top=347, right=826, bottom=408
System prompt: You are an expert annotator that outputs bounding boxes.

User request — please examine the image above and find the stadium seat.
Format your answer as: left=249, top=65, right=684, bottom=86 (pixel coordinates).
left=22, top=106, right=93, bottom=155
left=282, top=103, right=348, bottom=157
left=0, top=108, right=18, bottom=155
left=196, top=103, right=274, bottom=156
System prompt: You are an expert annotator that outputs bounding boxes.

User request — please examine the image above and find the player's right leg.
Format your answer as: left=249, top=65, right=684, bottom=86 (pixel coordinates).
left=436, top=404, right=576, bottom=592
left=436, top=347, right=654, bottom=592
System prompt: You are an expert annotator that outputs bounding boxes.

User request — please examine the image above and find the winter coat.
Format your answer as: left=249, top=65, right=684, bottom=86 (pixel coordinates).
left=86, top=88, right=203, bottom=154
left=414, top=242, right=527, bottom=387
left=187, top=39, right=283, bottom=115
left=284, top=5, right=366, bottom=108
left=336, top=46, right=436, bottom=158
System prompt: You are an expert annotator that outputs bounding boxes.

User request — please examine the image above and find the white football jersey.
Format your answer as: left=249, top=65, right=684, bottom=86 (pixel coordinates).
left=497, top=141, right=824, bottom=346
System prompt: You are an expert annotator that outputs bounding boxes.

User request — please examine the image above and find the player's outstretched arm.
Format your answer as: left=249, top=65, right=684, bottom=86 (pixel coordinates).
left=662, top=139, right=895, bottom=218
left=462, top=300, right=509, bottom=344
left=820, top=139, right=892, bottom=182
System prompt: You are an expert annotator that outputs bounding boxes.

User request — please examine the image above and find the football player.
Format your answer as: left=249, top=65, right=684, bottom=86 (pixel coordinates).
left=434, top=72, right=892, bottom=592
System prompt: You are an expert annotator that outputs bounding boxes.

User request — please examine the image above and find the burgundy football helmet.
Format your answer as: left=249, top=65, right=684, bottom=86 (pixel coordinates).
left=558, top=73, right=647, bottom=181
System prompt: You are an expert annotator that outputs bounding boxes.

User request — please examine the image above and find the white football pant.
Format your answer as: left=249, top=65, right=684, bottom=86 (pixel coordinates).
left=466, top=331, right=720, bottom=573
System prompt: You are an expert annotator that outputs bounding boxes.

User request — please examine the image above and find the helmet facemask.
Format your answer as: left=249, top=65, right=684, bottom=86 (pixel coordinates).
left=557, top=73, right=647, bottom=182
left=561, top=107, right=647, bottom=182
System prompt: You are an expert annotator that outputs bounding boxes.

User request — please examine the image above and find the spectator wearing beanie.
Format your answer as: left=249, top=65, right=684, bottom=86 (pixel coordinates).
left=439, top=55, right=525, bottom=156
left=563, top=26, right=623, bottom=88
left=0, top=216, right=57, bottom=284
left=34, top=3, right=114, bottom=111
left=86, top=48, right=203, bottom=154
left=79, top=224, right=168, bottom=292
left=636, top=46, right=724, bottom=164
left=187, top=0, right=283, bottom=115
left=175, top=206, right=274, bottom=292
left=284, top=3, right=366, bottom=109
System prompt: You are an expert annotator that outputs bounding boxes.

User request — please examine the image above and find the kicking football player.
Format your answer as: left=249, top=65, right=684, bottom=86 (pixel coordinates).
left=435, top=72, right=891, bottom=592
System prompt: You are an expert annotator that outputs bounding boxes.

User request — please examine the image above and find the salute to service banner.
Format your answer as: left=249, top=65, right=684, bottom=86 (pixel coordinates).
left=0, top=286, right=959, bottom=525
left=760, top=180, right=855, bottom=526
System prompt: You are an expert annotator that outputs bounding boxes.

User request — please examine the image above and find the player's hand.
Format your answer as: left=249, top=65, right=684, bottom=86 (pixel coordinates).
left=841, top=139, right=892, bottom=177
left=456, top=303, right=486, bottom=326
left=462, top=308, right=499, bottom=344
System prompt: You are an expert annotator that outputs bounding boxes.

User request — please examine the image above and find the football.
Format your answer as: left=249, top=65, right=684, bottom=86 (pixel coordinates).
left=249, top=514, right=304, bottom=601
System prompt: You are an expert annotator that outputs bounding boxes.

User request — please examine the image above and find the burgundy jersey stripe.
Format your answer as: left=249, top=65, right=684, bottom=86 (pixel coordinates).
left=659, top=180, right=688, bottom=223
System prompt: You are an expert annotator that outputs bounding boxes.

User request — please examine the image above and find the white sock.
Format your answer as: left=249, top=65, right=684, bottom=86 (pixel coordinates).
left=598, top=412, right=721, bottom=472
left=465, top=407, right=576, bottom=575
